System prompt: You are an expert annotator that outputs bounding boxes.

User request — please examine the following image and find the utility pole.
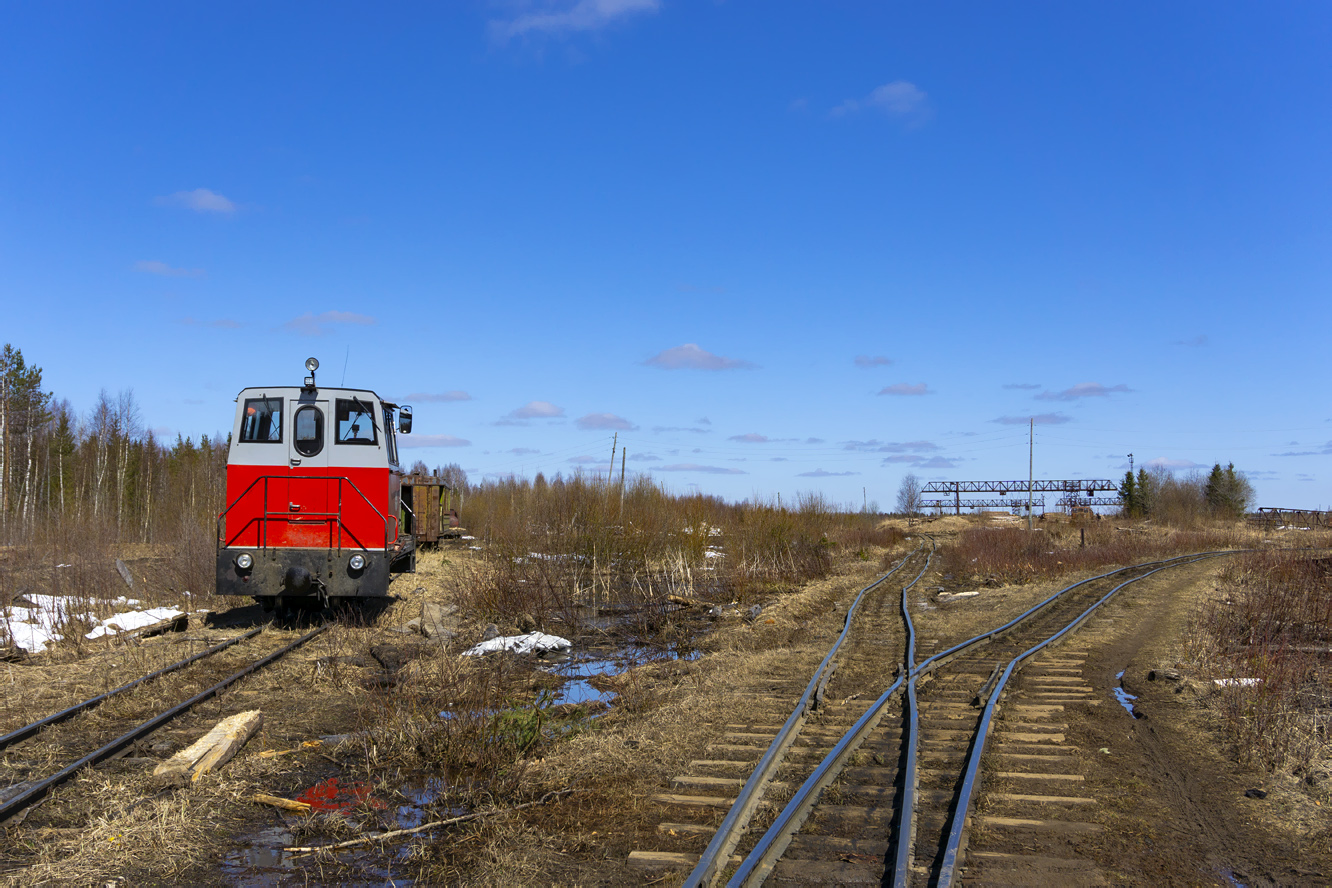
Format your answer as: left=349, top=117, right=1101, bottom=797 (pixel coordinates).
left=620, top=448, right=626, bottom=513
left=1027, top=417, right=1034, bottom=531
left=608, top=433, right=617, bottom=484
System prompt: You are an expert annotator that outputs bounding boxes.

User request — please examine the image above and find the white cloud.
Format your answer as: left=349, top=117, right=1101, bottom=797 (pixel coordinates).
left=644, top=343, right=756, bottom=371
left=652, top=463, right=747, bottom=475
left=154, top=188, right=236, bottom=214
left=492, top=0, right=658, bottom=40
left=991, top=413, right=1072, bottom=425
left=402, top=391, right=472, bottom=402
left=400, top=434, right=472, bottom=448
left=282, top=310, right=377, bottom=336
left=1144, top=457, right=1205, bottom=471
left=878, top=383, right=932, bottom=396
left=832, top=81, right=929, bottom=123
left=135, top=260, right=204, bottom=278
left=1035, top=382, right=1132, bottom=402
left=798, top=469, right=861, bottom=477
left=729, top=433, right=769, bottom=443
left=577, top=412, right=638, bottom=430
left=508, top=400, right=565, bottom=419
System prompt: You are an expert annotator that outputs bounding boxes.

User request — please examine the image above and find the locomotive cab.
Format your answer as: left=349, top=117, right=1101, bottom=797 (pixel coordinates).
left=217, top=358, right=415, bottom=611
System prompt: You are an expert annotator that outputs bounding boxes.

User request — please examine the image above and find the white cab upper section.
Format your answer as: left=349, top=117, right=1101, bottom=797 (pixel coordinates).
left=228, top=386, right=401, bottom=469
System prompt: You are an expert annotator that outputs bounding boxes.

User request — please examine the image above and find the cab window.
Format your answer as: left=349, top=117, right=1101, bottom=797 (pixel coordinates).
left=294, top=405, right=324, bottom=457
left=336, top=398, right=379, bottom=445
left=383, top=407, right=399, bottom=467
left=240, top=398, right=283, bottom=443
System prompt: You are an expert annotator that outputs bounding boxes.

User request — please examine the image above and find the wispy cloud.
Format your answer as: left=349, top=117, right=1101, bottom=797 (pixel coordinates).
left=806, top=437, right=825, bottom=444
left=798, top=469, right=861, bottom=477
left=644, top=343, right=756, bottom=371
left=1174, top=334, right=1208, bottom=347
left=1002, top=383, right=1041, bottom=390
left=154, top=188, right=236, bottom=214
left=652, top=425, right=711, bottom=434
left=854, top=355, right=893, bottom=368
left=1035, top=382, right=1132, bottom=402
left=402, top=391, right=472, bottom=402
left=1145, top=457, right=1205, bottom=471
left=878, top=383, right=932, bottom=396
left=843, top=439, right=940, bottom=453
left=178, top=317, right=241, bottom=329
left=135, top=260, right=204, bottom=278
left=652, top=463, right=747, bottom=475
left=507, top=447, right=540, bottom=455
left=831, top=81, right=930, bottom=124
left=400, top=434, right=471, bottom=448
left=506, top=400, right=565, bottom=420
left=577, top=412, right=638, bottom=431
left=729, top=433, right=769, bottom=443
left=1275, top=441, right=1332, bottom=457
left=491, top=0, right=658, bottom=40
left=883, top=455, right=961, bottom=469
left=991, top=413, right=1072, bottom=425
left=630, top=452, right=660, bottom=461
left=283, top=310, right=376, bottom=336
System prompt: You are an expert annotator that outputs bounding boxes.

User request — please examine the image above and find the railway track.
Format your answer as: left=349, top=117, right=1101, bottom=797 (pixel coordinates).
left=0, top=622, right=327, bottom=825
left=666, top=549, right=1232, bottom=886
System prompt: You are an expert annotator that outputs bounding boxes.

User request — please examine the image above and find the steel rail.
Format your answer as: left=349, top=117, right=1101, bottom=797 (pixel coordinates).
left=681, top=545, right=925, bottom=888
left=0, top=628, right=264, bottom=753
left=0, top=624, right=327, bottom=824
left=727, top=550, right=934, bottom=888
left=934, top=551, right=1232, bottom=886
left=911, top=551, right=1218, bottom=682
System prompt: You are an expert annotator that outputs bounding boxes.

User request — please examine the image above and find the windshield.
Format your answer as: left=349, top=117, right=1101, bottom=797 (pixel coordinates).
left=336, top=398, right=379, bottom=445
left=240, top=398, right=283, bottom=443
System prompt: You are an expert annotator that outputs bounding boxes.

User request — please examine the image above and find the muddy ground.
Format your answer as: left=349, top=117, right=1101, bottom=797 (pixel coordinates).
left=1, top=534, right=1329, bottom=885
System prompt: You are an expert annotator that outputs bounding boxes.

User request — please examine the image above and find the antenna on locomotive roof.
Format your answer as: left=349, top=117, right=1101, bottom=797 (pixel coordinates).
left=341, top=345, right=350, bottom=386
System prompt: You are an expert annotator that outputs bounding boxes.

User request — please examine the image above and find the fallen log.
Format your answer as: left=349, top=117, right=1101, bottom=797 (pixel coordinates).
left=667, top=594, right=708, bottom=609
left=153, top=709, right=263, bottom=785
left=252, top=793, right=313, bottom=814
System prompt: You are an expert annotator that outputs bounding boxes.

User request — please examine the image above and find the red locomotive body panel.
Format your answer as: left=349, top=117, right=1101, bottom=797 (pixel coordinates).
left=216, top=369, right=414, bottom=608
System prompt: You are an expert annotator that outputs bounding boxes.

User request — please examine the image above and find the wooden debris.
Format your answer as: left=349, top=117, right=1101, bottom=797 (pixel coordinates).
left=252, top=793, right=313, bottom=814
left=284, top=789, right=575, bottom=856
left=122, top=612, right=188, bottom=641
left=258, top=739, right=323, bottom=759
left=666, top=594, right=707, bottom=609
left=114, top=559, right=135, bottom=590
left=153, top=709, right=263, bottom=785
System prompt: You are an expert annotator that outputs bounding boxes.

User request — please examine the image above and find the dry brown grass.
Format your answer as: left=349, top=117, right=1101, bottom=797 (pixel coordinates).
left=1189, top=547, right=1332, bottom=780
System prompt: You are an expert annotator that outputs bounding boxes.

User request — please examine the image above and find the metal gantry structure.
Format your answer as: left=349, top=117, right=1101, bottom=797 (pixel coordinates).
left=923, top=497, right=1046, bottom=515
left=1254, top=507, right=1332, bottom=529
left=921, top=479, right=1120, bottom=515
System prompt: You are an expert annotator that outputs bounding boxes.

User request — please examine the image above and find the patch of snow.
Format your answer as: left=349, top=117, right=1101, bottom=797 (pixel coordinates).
left=460, top=535, right=476, bottom=540
left=462, top=632, right=573, bottom=657
left=85, top=607, right=185, bottom=639
left=1214, top=678, right=1262, bottom=688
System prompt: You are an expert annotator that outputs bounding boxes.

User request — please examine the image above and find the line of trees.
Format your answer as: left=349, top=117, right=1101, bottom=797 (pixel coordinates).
left=0, top=343, right=227, bottom=544
left=1119, top=463, right=1254, bottom=523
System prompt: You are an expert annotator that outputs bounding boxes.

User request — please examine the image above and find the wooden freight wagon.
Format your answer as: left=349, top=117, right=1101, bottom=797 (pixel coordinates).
left=401, top=476, right=462, bottom=544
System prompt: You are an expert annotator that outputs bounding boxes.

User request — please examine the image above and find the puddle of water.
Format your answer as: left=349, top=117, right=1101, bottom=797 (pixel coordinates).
left=1113, top=670, right=1141, bottom=718
left=1220, top=867, right=1248, bottom=888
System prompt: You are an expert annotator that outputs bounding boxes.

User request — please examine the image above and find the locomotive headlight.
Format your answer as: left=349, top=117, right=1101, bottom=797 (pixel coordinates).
left=349, top=554, right=366, bottom=571
left=305, top=357, right=319, bottom=372
left=235, top=552, right=253, bottom=570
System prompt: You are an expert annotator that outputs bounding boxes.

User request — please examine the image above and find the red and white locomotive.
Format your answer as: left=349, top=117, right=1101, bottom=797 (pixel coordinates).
left=216, top=357, right=415, bottom=613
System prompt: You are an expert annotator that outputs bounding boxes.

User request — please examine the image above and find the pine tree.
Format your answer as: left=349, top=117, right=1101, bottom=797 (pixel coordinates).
left=1119, top=469, right=1138, bottom=517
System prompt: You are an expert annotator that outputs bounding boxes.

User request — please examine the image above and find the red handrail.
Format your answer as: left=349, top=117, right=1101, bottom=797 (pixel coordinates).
left=216, top=474, right=398, bottom=554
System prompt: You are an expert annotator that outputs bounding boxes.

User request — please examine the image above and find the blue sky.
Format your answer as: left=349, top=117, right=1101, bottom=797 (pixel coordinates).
left=2, top=1, right=1329, bottom=509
